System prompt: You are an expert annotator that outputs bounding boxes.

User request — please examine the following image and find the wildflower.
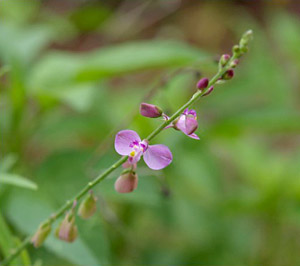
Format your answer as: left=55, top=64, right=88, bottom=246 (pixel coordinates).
left=115, top=171, right=138, bottom=193
left=140, top=103, right=163, bottom=118
left=115, top=130, right=172, bottom=170
left=165, top=108, right=200, bottom=140
left=31, top=221, right=51, bottom=248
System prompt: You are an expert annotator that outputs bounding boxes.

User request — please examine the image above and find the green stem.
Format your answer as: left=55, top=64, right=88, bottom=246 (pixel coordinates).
left=1, top=30, right=252, bottom=266
left=146, top=64, right=229, bottom=141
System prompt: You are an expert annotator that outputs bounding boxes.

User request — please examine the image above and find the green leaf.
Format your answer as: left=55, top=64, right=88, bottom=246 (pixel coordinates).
left=29, top=40, right=208, bottom=91
left=0, top=212, right=21, bottom=265
left=0, top=173, right=38, bottom=190
left=0, top=154, right=18, bottom=172
left=0, top=23, right=54, bottom=67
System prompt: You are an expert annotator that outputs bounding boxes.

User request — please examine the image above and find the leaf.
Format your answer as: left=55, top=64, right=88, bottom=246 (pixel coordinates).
left=0, top=23, right=54, bottom=66
left=28, top=40, right=209, bottom=91
left=0, top=154, right=18, bottom=172
left=0, top=212, right=24, bottom=266
left=0, top=173, right=38, bottom=190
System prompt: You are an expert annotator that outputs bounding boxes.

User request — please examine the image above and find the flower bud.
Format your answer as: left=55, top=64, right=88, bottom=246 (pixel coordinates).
left=140, top=103, right=162, bottom=118
left=239, top=29, right=253, bottom=49
left=202, top=86, right=214, bottom=97
left=115, top=171, right=138, bottom=193
left=232, top=45, right=241, bottom=57
left=230, top=59, right=239, bottom=68
left=196, top=78, right=209, bottom=90
left=56, top=212, right=78, bottom=243
left=78, top=191, right=97, bottom=219
left=31, top=221, right=51, bottom=248
left=219, top=54, right=231, bottom=67
left=222, top=69, right=234, bottom=80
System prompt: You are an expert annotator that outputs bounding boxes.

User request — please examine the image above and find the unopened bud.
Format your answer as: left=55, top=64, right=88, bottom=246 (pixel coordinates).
left=78, top=191, right=97, bottom=219
left=31, top=221, right=51, bottom=248
left=202, top=86, right=214, bottom=97
left=196, top=78, right=209, bottom=90
left=140, top=103, right=163, bottom=118
left=232, top=45, right=241, bottom=57
left=219, top=54, right=231, bottom=67
left=230, top=59, right=239, bottom=68
left=56, top=212, right=78, bottom=243
left=239, top=29, right=253, bottom=49
left=240, top=46, right=248, bottom=53
left=222, top=69, right=234, bottom=80
left=115, top=171, right=138, bottom=193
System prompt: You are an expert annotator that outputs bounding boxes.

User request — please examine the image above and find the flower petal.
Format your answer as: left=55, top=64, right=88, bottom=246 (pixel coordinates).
left=188, top=133, right=200, bottom=140
left=115, top=130, right=141, bottom=155
left=143, top=144, right=172, bottom=170
left=185, top=115, right=198, bottom=135
left=175, top=114, right=199, bottom=137
left=175, top=115, right=187, bottom=133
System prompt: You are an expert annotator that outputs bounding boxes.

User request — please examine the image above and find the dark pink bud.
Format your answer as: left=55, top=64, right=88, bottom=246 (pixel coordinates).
left=202, top=86, right=214, bottom=97
left=222, top=69, right=234, bottom=80
left=196, top=78, right=209, bottom=90
left=115, top=172, right=138, bottom=193
left=140, top=103, right=163, bottom=118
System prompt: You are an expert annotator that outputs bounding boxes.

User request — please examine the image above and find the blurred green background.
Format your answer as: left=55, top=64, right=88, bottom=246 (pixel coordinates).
left=1, top=0, right=300, bottom=265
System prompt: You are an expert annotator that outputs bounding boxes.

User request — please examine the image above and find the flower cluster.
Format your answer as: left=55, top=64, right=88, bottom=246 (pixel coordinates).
left=113, top=102, right=202, bottom=193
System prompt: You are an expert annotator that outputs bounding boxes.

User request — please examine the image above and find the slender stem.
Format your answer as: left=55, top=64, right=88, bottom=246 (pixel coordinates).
left=0, top=60, right=231, bottom=266
left=1, top=30, right=252, bottom=266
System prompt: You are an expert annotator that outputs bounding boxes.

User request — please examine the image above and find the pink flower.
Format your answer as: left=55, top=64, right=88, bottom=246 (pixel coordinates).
left=115, top=130, right=172, bottom=170
left=165, top=108, right=200, bottom=140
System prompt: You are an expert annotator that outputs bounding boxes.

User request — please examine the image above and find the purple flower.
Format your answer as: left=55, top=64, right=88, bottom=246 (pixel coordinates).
left=165, top=108, right=200, bottom=140
left=115, top=130, right=172, bottom=170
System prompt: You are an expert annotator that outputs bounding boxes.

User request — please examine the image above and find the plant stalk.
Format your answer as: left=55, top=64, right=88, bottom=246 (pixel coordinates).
left=0, top=30, right=251, bottom=266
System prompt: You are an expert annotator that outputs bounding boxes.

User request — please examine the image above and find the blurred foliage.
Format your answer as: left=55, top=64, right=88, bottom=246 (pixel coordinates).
left=1, top=0, right=300, bottom=266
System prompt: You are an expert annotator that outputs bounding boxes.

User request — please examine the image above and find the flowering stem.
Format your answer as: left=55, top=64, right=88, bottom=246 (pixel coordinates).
left=146, top=62, right=232, bottom=141
left=0, top=30, right=252, bottom=266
